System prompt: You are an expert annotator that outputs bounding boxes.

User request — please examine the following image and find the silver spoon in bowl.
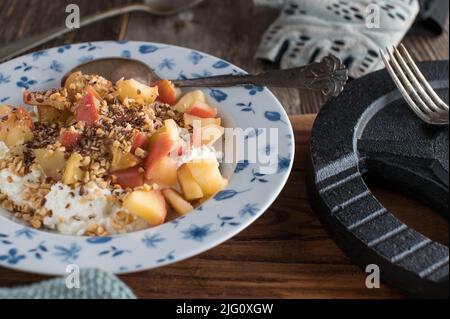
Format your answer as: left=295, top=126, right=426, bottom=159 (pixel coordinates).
left=61, top=55, right=348, bottom=97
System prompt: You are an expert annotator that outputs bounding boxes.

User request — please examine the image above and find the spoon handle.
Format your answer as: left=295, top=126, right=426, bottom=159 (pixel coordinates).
left=172, top=55, right=348, bottom=97
left=0, top=5, right=147, bottom=63
left=0, top=2, right=205, bottom=63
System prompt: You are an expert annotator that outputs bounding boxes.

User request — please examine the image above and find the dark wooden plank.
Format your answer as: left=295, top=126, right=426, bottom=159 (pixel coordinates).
left=0, top=1, right=448, bottom=298
left=1, top=115, right=447, bottom=298
left=123, top=0, right=303, bottom=115
left=0, top=0, right=135, bottom=54
left=0, top=114, right=447, bottom=298
left=0, top=0, right=448, bottom=114
left=123, top=0, right=449, bottom=114
left=403, top=19, right=449, bottom=62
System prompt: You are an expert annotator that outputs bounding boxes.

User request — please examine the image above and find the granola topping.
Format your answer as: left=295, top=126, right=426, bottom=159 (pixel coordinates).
left=0, top=72, right=226, bottom=235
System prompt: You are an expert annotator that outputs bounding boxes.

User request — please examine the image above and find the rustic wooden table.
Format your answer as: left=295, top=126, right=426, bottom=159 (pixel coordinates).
left=1, top=0, right=448, bottom=114
left=0, top=0, right=448, bottom=298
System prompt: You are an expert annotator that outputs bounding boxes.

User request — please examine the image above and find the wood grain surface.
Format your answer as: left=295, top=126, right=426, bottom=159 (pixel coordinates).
left=0, top=115, right=447, bottom=298
left=0, top=0, right=448, bottom=299
left=0, top=0, right=448, bottom=114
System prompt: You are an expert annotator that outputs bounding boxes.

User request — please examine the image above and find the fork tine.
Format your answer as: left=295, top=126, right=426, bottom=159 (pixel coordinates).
left=384, top=47, right=437, bottom=121
left=431, top=114, right=449, bottom=125
left=392, top=46, right=443, bottom=114
left=399, top=44, right=449, bottom=112
left=387, top=46, right=433, bottom=116
left=380, top=48, right=433, bottom=124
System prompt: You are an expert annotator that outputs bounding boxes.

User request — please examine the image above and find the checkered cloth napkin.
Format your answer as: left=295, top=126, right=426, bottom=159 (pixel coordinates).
left=0, top=268, right=136, bottom=299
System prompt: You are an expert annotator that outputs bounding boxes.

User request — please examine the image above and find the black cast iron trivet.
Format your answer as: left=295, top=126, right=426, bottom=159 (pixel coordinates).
left=306, top=61, right=449, bottom=298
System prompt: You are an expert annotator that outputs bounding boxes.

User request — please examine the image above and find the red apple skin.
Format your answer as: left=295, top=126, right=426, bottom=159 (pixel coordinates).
left=59, top=130, right=81, bottom=150
left=187, top=102, right=218, bottom=118
left=155, top=80, right=178, bottom=105
left=16, top=105, right=34, bottom=129
left=172, top=138, right=190, bottom=157
left=131, top=132, right=149, bottom=153
left=177, top=141, right=190, bottom=156
left=22, top=90, right=31, bottom=104
left=75, top=93, right=99, bottom=125
left=112, top=166, right=144, bottom=189
left=144, top=133, right=176, bottom=179
left=191, top=125, right=202, bottom=148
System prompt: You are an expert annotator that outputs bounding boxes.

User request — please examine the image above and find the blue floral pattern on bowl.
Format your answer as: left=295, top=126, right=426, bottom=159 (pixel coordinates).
left=0, top=41, right=294, bottom=275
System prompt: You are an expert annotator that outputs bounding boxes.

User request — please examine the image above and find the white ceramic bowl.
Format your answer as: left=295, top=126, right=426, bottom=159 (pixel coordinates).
left=0, top=41, right=294, bottom=275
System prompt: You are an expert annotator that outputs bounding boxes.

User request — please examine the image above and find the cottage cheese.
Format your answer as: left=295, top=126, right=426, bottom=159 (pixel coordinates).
left=0, top=168, right=148, bottom=236
left=174, top=145, right=220, bottom=168
left=0, top=142, right=215, bottom=236
left=43, top=182, right=148, bottom=236
left=0, top=168, right=42, bottom=207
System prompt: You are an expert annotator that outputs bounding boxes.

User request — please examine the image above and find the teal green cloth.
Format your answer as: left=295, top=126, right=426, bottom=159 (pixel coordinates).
left=0, top=269, right=136, bottom=299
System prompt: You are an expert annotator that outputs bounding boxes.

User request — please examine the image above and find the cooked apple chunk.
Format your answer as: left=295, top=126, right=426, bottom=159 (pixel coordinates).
left=183, top=113, right=221, bottom=127
left=0, top=104, right=13, bottom=118
left=162, top=188, right=194, bottom=215
left=116, top=78, right=158, bottom=104
left=62, top=152, right=85, bottom=185
left=131, top=132, right=149, bottom=153
left=187, top=102, right=218, bottom=118
left=174, top=90, right=206, bottom=113
left=37, top=105, right=71, bottom=124
left=144, top=132, right=176, bottom=179
left=0, top=108, right=34, bottom=147
left=59, top=129, right=81, bottom=150
left=123, top=189, right=167, bottom=226
left=112, top=166, right=145, bottom=189
left=177, top=164, right=204, bottom=201
left=111, top=147, right=140, bottom=171
left=155, top=80, right=180, bottom=105
left=34, top=149, right=66, bottom=180
left=0, top=113, right=13, bottom=141
left=149, top=119, right=179, bottom=149
left=75, top=93, right=100, bottom=125
left=146, top=155, right=178, bottom=186
left=186, top=160, right=225, bottom=196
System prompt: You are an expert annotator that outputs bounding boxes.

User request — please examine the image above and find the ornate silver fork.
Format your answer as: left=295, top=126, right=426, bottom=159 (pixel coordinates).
left=380, top=44, right=449, bottom=125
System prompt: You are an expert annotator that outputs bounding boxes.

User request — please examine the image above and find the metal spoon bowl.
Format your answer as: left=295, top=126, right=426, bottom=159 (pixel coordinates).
left=61, top=58, right=155, bottom=86
left=62, top=55, right=348, bottom=97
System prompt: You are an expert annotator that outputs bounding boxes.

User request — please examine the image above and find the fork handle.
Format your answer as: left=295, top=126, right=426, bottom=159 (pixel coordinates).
left=172, top=55, right=348, bottom=97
